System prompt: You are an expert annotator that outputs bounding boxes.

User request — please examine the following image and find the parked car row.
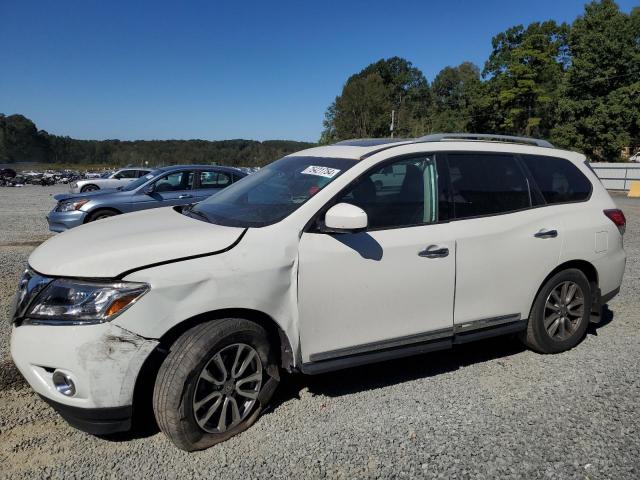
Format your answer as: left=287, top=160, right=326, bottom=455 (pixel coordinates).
left=47, top=165, right=247, bottom=232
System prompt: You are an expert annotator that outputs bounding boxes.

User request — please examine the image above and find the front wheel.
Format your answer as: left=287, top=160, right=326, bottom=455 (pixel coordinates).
left=520, top=269, right=592, bottom=354
left=81, top=184, right=99, bottom=192
left=153, top=319, right=279, bottom=451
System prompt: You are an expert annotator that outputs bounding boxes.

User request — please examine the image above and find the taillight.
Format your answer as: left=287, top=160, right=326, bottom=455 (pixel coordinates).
left=604, top=209, right=626, bottom=235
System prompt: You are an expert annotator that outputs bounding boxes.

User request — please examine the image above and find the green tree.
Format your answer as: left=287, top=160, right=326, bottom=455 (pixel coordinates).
left=483, top=21, right=569, bottom=137
left=321, top=57, right=431, bottom=141
left=552, top=0, right=640, bottom=160
left=430, top=62, right=483, bottom=132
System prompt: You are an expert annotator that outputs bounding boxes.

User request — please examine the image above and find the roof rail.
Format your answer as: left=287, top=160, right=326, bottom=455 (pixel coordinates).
left=416, top=133, right=554, bottom=148
left=333, top=138, right=409, bottom=147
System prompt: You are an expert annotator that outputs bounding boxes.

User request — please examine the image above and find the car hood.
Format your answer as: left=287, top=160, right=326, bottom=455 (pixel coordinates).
left=30, top=207, right=246, bottom=278
left=54, top=188, right=123, bottom=202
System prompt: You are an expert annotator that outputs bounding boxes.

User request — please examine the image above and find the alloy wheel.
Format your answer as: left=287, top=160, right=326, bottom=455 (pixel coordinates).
left=192, top=343, right=263, bottom=433
left=543, top=281, right=585, bottom=341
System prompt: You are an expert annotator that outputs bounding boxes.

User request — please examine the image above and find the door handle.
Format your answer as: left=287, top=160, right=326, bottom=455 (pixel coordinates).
left=534, top=229, right=558, bottom=238
left=418, top=245, right=449, bottom=258
left=178, top=194, right=193, bottom=199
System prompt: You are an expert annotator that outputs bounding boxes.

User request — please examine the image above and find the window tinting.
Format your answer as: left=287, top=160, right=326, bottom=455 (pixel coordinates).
left=522, top=155, right=591, bottom=204
left=153, top=171, right=194, bottom=192
left=118, top=170, right=138, bottom=179
left=199, top=171, right=231, bottom=189
left=337, top=156, right=437, bottom=229
left=448, top=153, right=531, bottom=219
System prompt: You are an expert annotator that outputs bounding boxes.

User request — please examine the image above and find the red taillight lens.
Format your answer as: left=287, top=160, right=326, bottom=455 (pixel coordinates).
left=604, top=209, right=626, bottom=234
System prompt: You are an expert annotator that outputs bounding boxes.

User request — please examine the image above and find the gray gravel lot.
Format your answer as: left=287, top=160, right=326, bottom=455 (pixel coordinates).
left=0, top=185, right=639, bottom=479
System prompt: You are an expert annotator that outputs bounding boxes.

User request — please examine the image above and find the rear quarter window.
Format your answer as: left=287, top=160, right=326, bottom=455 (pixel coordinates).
left=522, top=155, right=592, bottom=204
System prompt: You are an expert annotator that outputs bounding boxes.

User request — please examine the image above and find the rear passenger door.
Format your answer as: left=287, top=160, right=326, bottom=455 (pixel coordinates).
left=442, top=152, right=563, bottom=328
left=195, top=170, right=233, bottom=201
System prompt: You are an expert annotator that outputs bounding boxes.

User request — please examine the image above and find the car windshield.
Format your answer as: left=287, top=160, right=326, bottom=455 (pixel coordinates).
left=191, top=156, right=355, bottom=227
left=122, top=169, right=164, bottom=191
left=100, top=171, right=112, bottom=178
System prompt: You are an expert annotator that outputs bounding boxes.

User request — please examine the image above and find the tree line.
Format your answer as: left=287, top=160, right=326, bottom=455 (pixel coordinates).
left=0, top=113, right=313, bottom=167
left=320, top=0, right=640, bottom=161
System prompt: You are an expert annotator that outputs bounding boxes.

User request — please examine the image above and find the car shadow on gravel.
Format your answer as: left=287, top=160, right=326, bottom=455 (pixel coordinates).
left=273, top=335, right=527, bottom=405
left=95, top=306, right=617, bottom=443
left=272, top=306, right=616, bottom=406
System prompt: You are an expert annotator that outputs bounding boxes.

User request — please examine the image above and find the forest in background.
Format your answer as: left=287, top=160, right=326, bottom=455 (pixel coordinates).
left=321, top=0, right=640, bottom=161
left=0, top=114, right=313, bottom=168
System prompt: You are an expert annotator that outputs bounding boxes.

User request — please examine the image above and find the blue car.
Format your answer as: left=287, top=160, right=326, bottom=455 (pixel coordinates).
left=47, top=165, right=247, bottom=232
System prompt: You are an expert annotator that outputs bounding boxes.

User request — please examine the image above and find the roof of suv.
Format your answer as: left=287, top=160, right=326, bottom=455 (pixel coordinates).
left=290, top=133, right=560, bottom=161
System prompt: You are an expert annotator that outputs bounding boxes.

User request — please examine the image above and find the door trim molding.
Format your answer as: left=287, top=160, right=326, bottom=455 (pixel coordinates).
left=302, top=314, right=526, bottom=375
left=308, top=327, right=453, bottom=363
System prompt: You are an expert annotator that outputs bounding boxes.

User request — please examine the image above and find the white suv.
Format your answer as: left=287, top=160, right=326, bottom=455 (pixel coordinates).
left=10, top=134, right=626, bottom=451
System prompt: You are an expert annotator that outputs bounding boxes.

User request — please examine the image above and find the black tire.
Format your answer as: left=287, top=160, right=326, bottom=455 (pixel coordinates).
left=521, top=268, right=592, bottom=354
left=153, top=319, right=279, bottom=451
left=81, top=184, right=99, bottom=192
left=86, top=209, right=118, bottom=223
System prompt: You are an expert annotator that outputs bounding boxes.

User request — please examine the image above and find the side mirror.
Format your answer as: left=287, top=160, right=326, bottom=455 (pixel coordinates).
left=142, top=184, right=154, bottom=195
left=323, top=203, right=368, bottom=233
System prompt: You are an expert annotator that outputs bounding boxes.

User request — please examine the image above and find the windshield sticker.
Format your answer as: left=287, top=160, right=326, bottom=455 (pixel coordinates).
left=301, top=166, right=341, bottom=178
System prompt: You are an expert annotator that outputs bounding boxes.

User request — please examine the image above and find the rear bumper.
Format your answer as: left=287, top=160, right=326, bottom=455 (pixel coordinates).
left=39, top=395, right=132, bottom=435
left=46, top=209, right=87, bottom=232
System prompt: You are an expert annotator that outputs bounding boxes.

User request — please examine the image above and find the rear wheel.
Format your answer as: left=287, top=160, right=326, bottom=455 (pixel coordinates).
left=80, top=184, right=99, bottom=192
left=153, top=319, right=279, bottom=451
left=521, top=269, right=591, bottom=353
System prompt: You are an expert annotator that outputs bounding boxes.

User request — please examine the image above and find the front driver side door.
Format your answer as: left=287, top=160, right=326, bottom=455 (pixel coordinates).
left=298, top=154, right=456, bottom=365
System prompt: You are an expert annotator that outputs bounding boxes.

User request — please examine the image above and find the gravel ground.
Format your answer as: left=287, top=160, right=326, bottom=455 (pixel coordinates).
left=0, top=185, right=639, bottom=479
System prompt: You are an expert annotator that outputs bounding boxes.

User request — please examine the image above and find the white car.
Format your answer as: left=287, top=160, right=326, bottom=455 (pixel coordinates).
left=629, top=152, right=640, bottom=163
left=70, top=168, right=152, bottom=193
left=10, top=134, right=626, bottom=451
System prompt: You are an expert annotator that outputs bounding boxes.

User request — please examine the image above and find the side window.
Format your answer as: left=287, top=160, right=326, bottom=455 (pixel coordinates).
left=118, top=170, right=138, bottom=179
left=522, top=155, right=592, bottom=204
left=136, top=170, right=150, bottom=178
left=153, top=171, right=194, bottom=192
left=448, top=153, right=531, bottom=219
left=336, top=156, right=437, bottom=230
left=199, top=171, right=231, bottom=189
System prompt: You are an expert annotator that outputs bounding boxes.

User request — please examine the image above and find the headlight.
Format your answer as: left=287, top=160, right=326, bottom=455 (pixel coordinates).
left=56, top=199, right=89, bottom=212
left=23, top=279, right=149, bottom=325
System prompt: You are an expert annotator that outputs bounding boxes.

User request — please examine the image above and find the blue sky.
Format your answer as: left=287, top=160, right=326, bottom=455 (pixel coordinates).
left=1, top=0, right=637, bottom=142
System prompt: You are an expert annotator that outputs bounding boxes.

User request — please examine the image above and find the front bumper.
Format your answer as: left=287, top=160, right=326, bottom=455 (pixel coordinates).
left=39, top=395, right=133, bottom=435
left=10, top=322, right=158, bottom=414
left=46, top=209, right=88, bottom=232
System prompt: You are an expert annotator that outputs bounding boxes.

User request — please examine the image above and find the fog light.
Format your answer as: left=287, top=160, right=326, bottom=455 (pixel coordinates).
left=52, top=370, right=76, bottom=397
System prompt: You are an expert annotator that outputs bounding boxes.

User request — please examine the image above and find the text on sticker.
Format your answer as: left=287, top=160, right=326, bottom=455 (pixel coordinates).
left=301, top=166, right=341, bottom=178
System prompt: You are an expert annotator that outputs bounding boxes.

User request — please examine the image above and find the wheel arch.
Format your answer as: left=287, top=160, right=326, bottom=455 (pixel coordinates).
left=131, top=308, right=295, bottom=430
left=528, top=259, right=599, bottom=319
left=156, top=308, right=294, bottom=371
left=83, top=207, right=122, bottom=223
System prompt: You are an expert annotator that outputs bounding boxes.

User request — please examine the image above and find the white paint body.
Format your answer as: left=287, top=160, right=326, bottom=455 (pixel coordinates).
left=12, top=141, right=626, bottom=411
left=70, top=168, right=150, bottom=193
